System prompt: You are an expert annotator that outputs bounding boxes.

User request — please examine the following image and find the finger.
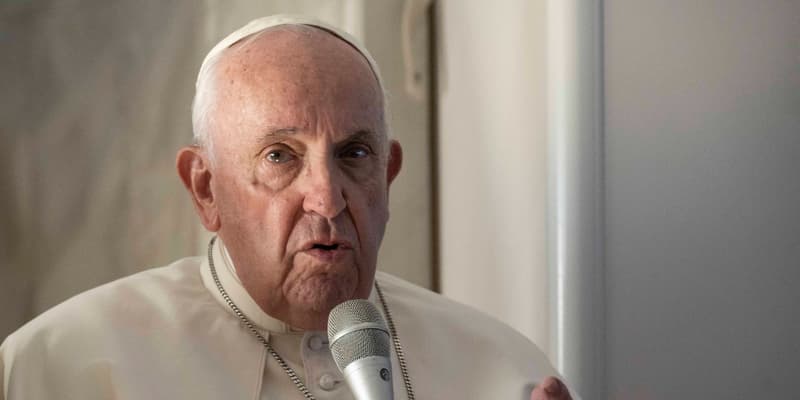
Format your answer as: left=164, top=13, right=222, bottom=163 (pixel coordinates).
left=542, top=376, right=563, bottom=396
left=530, top=384, right=546, bottom=400
left=530, top=377, right=560, bottom=400
left=531, top=376, right=573, bottom=400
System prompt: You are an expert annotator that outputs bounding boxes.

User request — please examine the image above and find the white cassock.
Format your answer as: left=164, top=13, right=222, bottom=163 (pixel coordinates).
left=1, top=238, right=569, bottom=400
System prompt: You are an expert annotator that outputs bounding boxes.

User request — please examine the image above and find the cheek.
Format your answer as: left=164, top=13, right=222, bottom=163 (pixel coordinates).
left=212, top=177, right=247, bottom=223
left=215, top=171, right=301, bottom=240
left=262, top=195, right=305, bottom=245
left=215, top=177, right=259, bottom=222
left=348, top=181, right=390, bottom=250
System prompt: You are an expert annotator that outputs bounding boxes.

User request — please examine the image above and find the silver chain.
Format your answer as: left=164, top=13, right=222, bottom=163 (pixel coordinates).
left=374, top=279, right=416, bottom=400
left=207, top=236, right=315, bottom=399
left=207, top=236, right=415, bottom=399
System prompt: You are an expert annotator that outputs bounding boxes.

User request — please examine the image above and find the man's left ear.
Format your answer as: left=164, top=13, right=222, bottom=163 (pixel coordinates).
left=387, top=140, right=403, bottom=186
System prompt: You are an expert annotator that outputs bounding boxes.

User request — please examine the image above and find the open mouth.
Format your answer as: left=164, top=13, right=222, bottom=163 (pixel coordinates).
left=304, top=241, right=350, bottom=262
left=312, top=243, right=340, bottom=251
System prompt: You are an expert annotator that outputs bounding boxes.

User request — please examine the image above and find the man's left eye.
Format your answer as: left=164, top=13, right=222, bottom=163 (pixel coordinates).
left=341, top=145, right=370, bottom=159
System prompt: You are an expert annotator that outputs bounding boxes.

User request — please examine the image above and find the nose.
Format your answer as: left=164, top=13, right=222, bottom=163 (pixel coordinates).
left=301, top=157, right=346, bottom=219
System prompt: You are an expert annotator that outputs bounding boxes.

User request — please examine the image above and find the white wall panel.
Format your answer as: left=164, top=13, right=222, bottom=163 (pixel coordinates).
left=605, top=1, right=800, bottom=398
left=438, top=0, right=553, bottom=364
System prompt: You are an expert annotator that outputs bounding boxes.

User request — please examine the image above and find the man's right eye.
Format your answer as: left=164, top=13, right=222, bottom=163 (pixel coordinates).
left=265, top=149, right=296, bottom=164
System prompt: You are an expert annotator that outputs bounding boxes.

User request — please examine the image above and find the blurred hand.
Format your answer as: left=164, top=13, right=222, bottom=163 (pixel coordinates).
left=530, top=376, right=573, bottom=400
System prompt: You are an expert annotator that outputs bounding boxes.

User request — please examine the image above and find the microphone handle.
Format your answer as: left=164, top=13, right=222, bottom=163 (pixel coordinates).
left=342, top=355, right=394, bottom=400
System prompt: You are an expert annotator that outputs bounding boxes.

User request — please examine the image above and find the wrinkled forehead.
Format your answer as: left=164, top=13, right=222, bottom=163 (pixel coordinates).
left=197, top=14, right=385, bottom=96
left=219, top=25, right=377, bottom=90
left=215, top=31, right=386, bottom=140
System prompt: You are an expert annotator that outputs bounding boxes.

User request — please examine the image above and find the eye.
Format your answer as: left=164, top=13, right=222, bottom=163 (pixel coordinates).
left=265, top=148, right=296, bottom=164
left=340, top=144, right=371, bottom=159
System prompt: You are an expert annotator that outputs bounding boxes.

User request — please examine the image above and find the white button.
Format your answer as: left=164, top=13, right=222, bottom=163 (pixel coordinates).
left=319, top=373, right=338, bottom=391
left=308, top=335, right=326, bottom=351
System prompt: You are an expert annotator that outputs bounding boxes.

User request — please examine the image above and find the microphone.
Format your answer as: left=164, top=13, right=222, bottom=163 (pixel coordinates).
left=327, top=299, right=394, bottom=400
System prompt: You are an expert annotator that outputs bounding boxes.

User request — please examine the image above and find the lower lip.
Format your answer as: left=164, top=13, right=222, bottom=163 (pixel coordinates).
left=302, top=248, right=351, bottom=262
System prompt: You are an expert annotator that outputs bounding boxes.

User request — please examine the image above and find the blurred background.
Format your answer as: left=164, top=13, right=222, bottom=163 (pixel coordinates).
left=1, top=0, right=799, bottom=399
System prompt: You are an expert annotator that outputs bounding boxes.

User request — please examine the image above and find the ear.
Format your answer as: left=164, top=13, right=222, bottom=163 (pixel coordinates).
left=176, top=146, right=220, bottom=231
left=386, top=140, right=403, bottom=186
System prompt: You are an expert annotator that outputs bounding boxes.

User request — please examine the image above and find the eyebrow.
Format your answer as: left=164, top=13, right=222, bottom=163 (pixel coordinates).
left=252, top=127, right=380, bottom=157
left=266, top=127, right=300, bottom=137
left=258, top=127, right=379, bottom=143
left=345, top=129, right=378, bottom=143
left=252, top=127, right=299, bottom=152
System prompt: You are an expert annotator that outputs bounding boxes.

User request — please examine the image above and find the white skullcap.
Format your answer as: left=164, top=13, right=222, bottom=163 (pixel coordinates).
left=196, top=14, right=385, bottom=92
left=191, top=14, right=390, bottom=150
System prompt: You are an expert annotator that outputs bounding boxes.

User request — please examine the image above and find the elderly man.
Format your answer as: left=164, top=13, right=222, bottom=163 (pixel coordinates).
left=1, top=15, right=575, bottom=400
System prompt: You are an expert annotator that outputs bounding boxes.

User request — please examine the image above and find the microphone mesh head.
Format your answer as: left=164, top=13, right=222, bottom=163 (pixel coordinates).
left=327, top=299, right=391, bottom=370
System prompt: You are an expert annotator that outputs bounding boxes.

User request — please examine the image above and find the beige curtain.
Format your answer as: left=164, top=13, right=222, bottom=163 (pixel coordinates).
left=1, top=0, right=433, bottom=339
left=1, top=1, right=209, bottom=339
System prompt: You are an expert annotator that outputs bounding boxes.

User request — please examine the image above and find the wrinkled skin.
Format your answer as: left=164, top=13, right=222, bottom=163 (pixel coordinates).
left=177, top=27, right=401, bottom=330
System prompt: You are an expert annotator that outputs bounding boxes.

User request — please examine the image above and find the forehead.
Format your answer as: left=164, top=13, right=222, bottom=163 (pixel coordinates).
left=210, top=27, right=385, bottom=137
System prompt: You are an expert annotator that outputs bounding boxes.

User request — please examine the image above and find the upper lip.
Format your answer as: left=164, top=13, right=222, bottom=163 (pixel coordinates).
left=302, top=239, right=353, bottom=251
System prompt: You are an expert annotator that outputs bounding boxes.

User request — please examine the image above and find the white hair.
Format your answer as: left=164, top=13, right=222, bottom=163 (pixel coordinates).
left=191, top=15, right=391, bottom=161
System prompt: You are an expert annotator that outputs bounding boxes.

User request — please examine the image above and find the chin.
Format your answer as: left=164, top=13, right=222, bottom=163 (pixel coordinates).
left=288, top=273, right=359, bottom=314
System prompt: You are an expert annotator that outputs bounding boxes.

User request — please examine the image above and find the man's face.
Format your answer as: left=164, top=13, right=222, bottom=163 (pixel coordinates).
left=203, top=28, right=399, bottom=330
